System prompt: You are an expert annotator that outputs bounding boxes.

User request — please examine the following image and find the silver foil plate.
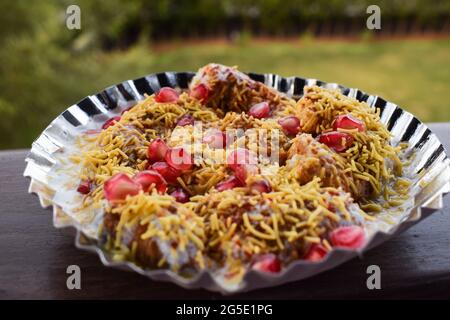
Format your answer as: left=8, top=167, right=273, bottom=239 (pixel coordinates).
left=24, top=71, right=450, bottom=294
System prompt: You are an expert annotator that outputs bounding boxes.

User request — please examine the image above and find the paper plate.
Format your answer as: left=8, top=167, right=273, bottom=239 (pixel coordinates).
left=24, top=71, right=450, bottom=294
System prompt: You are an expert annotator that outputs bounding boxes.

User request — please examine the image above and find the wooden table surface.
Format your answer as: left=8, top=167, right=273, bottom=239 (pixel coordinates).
left=1, top=123, right=450, bottom=300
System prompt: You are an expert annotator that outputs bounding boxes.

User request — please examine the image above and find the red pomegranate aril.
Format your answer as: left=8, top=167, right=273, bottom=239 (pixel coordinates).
left=203, top=130, right=227, bottom=149
left=165, top=147, right=193, bottom=171
left=227, top=148, right=258, bottom=171
left=318, top=131, right=354, bottom=152
left=133, top=170, right=167, bottom=194
left=234, top=165, right=247, bottom=184
left=155, top=87, right=179, bottom=103
left=170, top=188, right=189, bottom=203
left=190, top=83, right=209, bottom=102
left=250, top=179, right=272, bottom=193
left=251, top=253, right=281, bottom=273
left=330, top=225, right=366, bottom=249
left=176, top=114, right=194, bottom=127
left=77, top=180, right=91, bottom=194
left=278, top=116, right=300, bottom=135
left=215, top=176, right=243, bottom=192
left=151, top=161, right=181, bottom=184
left=121, top=106, right=134, bottom=115
left=234, top=164, right=259, bottom=185
left=104, top=173, right=142, bottom=202
left=248, top=101, right=270, bottom=119
left=304, top=244, right=328, bottom=262
left=333, top=114, right=366, bottom=132
left=102, top=116, right=121, bottom=130
left=147, top=138, right=169, bottom=163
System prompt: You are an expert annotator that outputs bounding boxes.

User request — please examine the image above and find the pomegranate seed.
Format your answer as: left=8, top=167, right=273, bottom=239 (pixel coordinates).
left=227, top=148, right=258, bottom=171
left=165, top=147, right=193, bottom=171
left=250, top=179, right=272, bottom=193
left=251, top=253, right=281, bottom=273
left=176, top=114, right=194, bottom=127
left=77, top=180, right=91, bottom=194
left=151, top=161, right=181, bottom=184
left=203, top=130, right=227, bottom=149
left=155, top=87, right=179, bottom=103
left=102, top=116, right=121, bottom=130
left=234, top=165, right=247, bottom=184
left=147, top=138, right=169, bottom=163
left=170, top=188, right=189, bottom=203
left=248, top=101, right=270, bottom=119
left=215, top=176, right=243, bottom=192
left=318, top=131, right=354, bottom=152
left=304, top=244, right=328, bottom=262
left=334, top=114, right=365, bottom=132
left=278, top=116, right=300, bottom=135
left=133, top=170, right=167, bottom=194
left=104, top=173, right=142, bottom=202
left=234, top=164, right=259, bottom=185
left=330, top=225, right=366, bottom=249
left=121, top=106, right=134, bottom=115
left=190, top=83, right=209, bottom=102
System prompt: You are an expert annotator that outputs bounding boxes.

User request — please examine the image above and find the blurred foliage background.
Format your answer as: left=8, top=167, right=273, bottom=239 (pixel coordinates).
left=1, top=0, right=450, bottom=149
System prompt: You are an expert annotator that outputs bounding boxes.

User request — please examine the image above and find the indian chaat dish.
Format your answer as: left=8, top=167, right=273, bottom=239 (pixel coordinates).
left=71, top=63, right=411, bottom=284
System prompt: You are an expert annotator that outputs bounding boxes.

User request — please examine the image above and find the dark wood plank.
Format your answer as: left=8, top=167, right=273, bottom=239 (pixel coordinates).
left=1, top=123, right=450, bottom=299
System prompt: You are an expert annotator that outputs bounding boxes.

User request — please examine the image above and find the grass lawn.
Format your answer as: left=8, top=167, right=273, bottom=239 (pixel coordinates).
left=148, top=38, right=450, bottom=123
left=1, top=38, right=449, bottom=149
